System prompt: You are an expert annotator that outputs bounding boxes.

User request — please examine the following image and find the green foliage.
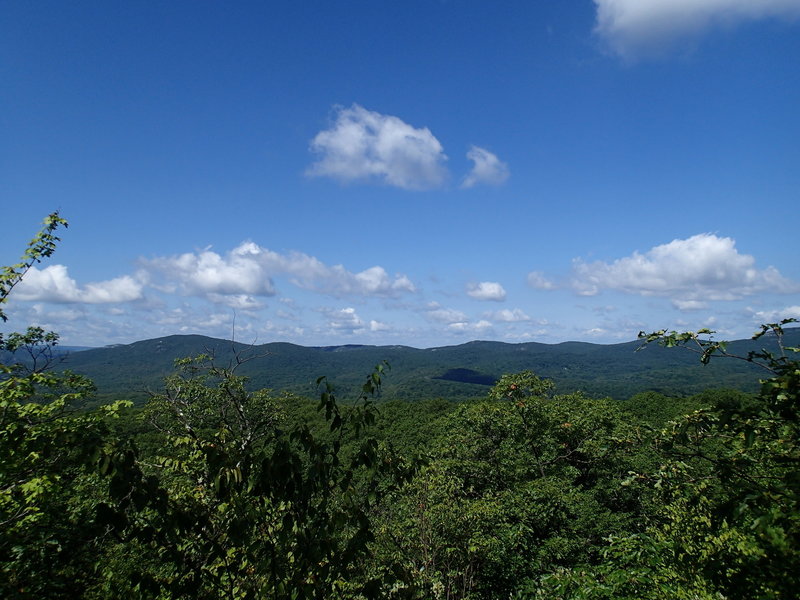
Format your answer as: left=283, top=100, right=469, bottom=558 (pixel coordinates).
left=370, top=398, right=456, bottom=457
left=0, top=212, right=67, bottom=327
left=372, top=372, right=643, bottom=599
left=0, top=214, right=133, bottom=597
left=622, top=388, right=755, bottom=429
left=92, top=356, right=414, bottom=600
left=539, top=321, right=800, bottom=599
left=487, top=370, right=555, bottom=403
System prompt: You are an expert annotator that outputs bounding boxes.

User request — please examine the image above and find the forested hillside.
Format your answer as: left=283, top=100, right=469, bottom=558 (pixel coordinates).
left=49, top=329, right=798, bottom=404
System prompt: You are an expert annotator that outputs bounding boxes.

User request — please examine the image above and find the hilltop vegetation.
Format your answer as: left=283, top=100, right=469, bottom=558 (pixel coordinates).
left=2, top=215, right=799, bottom=599
left=44, top=328, right=796, bottom=406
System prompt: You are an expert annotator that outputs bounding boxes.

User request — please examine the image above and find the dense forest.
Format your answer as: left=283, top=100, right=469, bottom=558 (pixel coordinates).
left=2, top=216, right=799, bottom=599
left=26, top=327, right=788, bottom=406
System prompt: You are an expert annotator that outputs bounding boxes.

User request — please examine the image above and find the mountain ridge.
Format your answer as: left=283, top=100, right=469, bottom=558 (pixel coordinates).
left=50, top=328, right=799, bottom=404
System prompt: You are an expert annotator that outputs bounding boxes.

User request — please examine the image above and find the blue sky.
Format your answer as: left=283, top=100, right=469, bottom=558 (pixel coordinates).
left=2, top=1, right=799, bottom=348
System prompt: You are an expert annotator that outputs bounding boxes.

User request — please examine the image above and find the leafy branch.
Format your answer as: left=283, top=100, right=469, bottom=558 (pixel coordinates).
left=0, top=211, right=67, bottom=323
left=637, top=318, right=798, bottom=374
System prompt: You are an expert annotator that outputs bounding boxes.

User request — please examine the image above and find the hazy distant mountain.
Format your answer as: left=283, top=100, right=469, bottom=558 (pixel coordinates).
left=52, top=329, right=799, bottom=404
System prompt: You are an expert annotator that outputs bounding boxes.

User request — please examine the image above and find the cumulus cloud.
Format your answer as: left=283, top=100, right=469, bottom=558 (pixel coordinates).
left=141, top=242, right=416, bottom=301
left=306, top=104, right=448, bottom=190
left=466, top=281, right=507, bottom=301
left=143, top=242, right=277, bottom=297
left=594, top=0, right=800, bottom=59
left=571, top=233, right=797, bottom=300
left=13, top=265, right=143, bottom=304
left=461, top=146, right=510, bottom=188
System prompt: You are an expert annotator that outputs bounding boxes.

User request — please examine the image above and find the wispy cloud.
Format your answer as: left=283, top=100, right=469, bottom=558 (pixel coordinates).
left=448, top=319, right=493, bottom=334
left=570, top=233, right=797, bottom=300
left=306, top=104, right=448, bottom=190
left=461, top=145, right=509, bottom=188
left=672, top=299, right=708, bottom=311
left=593, top=0, right=800, bottom=59
left=527, top=271, right=556, bottom=290
left=485, top=308, right=531, bottom=322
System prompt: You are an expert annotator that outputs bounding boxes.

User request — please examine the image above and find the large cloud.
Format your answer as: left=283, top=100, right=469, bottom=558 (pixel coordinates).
left=13, top=265, right=143, bottom=304
left=141, top=242, right=416, bottom=302
left=594, top=0, right=800, bottom=59
left=306, top=104, right=448, bottom=190
left=461, top=146, right=510, bottom=188
left=571, top=233, right=796, bottom=300
left=143, top=242, right=277, bottom=297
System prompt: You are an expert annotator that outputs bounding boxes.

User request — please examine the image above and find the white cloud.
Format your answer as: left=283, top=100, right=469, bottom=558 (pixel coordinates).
left=29, top=303, right=85, bottom=322
left=306, top=104, right=448, bottom=190
left=594, top=0, right=800, bottom=59
left=448, top=319, right=493, bottom=333
left=466, top=281, right=507, bottom=301
left=584, top=327, right=608, bottom=337
left=527, top=271, right=556, bottom=290
left=207, top=294, right=265, bottom=311
left=286, top=260, right=416, bottom=297
left=487, top=308, right=531, bottom=322
left=325, top=307, right=364, bottom=332
left=369, top=319, right=390, bottom=332
left=503, top=329, right=551, bottom=341
left=425, top=303, right=468, bottom=324
left=195, top=312, right=234, bottom=330
left=143, top=243, right=277, bottom=297
left=748, top=305, right=800, bottom=322
left=571, top=234, right=797, bottom=300
left=14, top=265, right=143, bottom=304
left=461, top=145, right=509, bottom=188
left=141, top=242, right=416, bottom=301
left=672, top=299, right=709, bottom=311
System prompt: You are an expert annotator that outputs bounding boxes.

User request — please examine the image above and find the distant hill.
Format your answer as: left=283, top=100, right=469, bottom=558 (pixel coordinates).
left=0, top=344, right=93, bottom=369
left=48, top=328, right=800, bottom=404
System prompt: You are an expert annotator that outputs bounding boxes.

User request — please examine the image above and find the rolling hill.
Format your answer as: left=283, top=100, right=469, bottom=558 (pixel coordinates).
left=49, top=328, right=800, bottom=404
